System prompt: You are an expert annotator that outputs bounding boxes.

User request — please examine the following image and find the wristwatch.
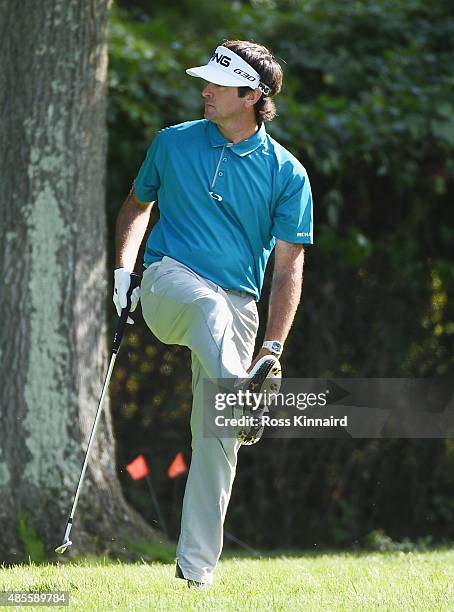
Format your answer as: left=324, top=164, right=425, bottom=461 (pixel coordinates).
left=262, top=340, right=283, bottom=357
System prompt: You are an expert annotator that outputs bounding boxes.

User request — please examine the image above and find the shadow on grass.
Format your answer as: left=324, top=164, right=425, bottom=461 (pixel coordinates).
left=58, top=541, right=454, bottom=567
left=46, top=539, right=178, bottom=567
left=4, top=532, right=452, bottom=568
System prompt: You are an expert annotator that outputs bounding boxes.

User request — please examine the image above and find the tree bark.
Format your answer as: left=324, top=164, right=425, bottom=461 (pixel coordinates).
left=0, top=0, right=156, bottom=561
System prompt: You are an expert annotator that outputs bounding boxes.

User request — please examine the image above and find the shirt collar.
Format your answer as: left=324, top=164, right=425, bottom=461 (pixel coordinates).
left=207, top=120, right=266, bottom=157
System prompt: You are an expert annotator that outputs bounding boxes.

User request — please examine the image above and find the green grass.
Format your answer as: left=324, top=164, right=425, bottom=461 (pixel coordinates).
left=0, top=549, right=452, bottom=611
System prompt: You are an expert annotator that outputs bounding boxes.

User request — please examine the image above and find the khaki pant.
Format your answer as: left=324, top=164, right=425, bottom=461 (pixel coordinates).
left=140, top=256, right=259, bottom=584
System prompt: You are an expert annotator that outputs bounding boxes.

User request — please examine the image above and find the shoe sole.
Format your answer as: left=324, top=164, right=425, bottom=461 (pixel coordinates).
left=238, top=356, right=282, bottom=445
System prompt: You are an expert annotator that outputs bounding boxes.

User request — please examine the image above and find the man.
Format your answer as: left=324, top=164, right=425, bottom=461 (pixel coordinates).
left=113, top=40, right=313, bottom=588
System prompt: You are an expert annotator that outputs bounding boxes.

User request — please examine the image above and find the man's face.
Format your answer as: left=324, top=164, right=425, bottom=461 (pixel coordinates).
left=202, top=82, right=250, bottom=123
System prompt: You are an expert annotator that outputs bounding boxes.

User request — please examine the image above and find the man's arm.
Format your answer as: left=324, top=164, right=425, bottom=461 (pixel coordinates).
left=115, top=186, right=154, bottom=270
left=249, top=239, right=305, bottom=369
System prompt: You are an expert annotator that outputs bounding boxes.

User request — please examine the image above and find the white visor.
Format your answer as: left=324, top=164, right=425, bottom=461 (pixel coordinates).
left=186, top=46, right=270, bottom=95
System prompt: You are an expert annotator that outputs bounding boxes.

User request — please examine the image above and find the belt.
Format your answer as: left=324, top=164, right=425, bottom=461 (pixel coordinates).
left=222, top=287, right=252, bottom=299
left=147, top=261, right=252, bottom=298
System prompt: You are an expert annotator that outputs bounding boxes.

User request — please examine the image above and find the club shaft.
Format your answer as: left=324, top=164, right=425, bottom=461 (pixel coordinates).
left=68, top=353, right=117, bottom=521
left=57, top=273, right=141, bottom=551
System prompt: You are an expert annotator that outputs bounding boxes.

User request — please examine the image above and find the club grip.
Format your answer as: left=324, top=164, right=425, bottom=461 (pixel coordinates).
left=112, top=273, right=141, bottom=354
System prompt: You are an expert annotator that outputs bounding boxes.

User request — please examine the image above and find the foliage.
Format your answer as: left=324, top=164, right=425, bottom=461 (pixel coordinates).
left=16, top=513, right=46, bottom=563
left=123, top=538, right=176, bottom=563
left=107, top=0, right=454, bottom=548
left=364, top=529, right=434, bottom=553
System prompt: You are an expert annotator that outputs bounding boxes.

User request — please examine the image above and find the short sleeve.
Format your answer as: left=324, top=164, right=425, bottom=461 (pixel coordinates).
left=134, top=132, right=163, bottom=202
left=271, top=160, right=313, bottom=244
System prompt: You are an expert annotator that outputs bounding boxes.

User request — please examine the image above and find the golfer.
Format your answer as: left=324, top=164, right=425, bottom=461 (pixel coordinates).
left=113, top=40, right=313, bottom=588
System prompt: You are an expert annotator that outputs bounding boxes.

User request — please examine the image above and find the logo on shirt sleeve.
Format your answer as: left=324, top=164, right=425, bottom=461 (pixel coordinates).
left=297, top=231, right=312, bottom=238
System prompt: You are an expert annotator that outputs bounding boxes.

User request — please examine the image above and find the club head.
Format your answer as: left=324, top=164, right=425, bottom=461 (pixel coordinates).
left=55, top=540, right=72, bottom=554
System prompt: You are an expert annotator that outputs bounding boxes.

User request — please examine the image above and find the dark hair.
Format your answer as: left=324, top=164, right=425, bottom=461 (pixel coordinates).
left=223, top=39, right=283, bottom=123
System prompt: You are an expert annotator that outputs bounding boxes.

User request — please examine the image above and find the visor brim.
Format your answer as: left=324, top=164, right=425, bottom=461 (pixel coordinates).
left=186, top=65, right=254, bottom=88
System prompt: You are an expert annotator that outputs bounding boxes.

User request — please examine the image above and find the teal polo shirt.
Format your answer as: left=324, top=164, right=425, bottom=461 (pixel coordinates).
left=134, top=119, right=313, bottom=300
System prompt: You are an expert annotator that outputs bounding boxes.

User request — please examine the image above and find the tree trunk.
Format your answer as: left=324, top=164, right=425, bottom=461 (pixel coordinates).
left=0, top=0, right=156, bottom=562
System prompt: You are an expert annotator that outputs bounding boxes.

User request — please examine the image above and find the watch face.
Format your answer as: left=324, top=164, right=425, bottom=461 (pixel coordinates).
left=271, top=341, right=282, bottom=353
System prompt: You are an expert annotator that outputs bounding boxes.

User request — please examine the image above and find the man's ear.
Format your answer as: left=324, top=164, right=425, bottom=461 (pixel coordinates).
left=244, top=88, right=262, bottom=107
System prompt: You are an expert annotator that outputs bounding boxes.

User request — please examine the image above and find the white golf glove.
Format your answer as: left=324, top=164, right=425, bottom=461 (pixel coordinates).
left=113, top=268, right=140, bottom=324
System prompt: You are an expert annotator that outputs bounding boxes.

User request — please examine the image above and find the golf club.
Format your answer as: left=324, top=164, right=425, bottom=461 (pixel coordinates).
left=55, top=273, right=141, bottom=554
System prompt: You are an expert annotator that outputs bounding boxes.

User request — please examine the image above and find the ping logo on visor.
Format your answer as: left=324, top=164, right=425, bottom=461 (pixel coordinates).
left=186, top=46, right=271, bottom=95
left=211, top=51, right=231, bottom=68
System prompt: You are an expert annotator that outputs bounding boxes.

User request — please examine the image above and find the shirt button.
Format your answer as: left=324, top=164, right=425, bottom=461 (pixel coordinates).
left=218, top=172, right=223, bottom=176
left=223, top=158, right=227, bottom=162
